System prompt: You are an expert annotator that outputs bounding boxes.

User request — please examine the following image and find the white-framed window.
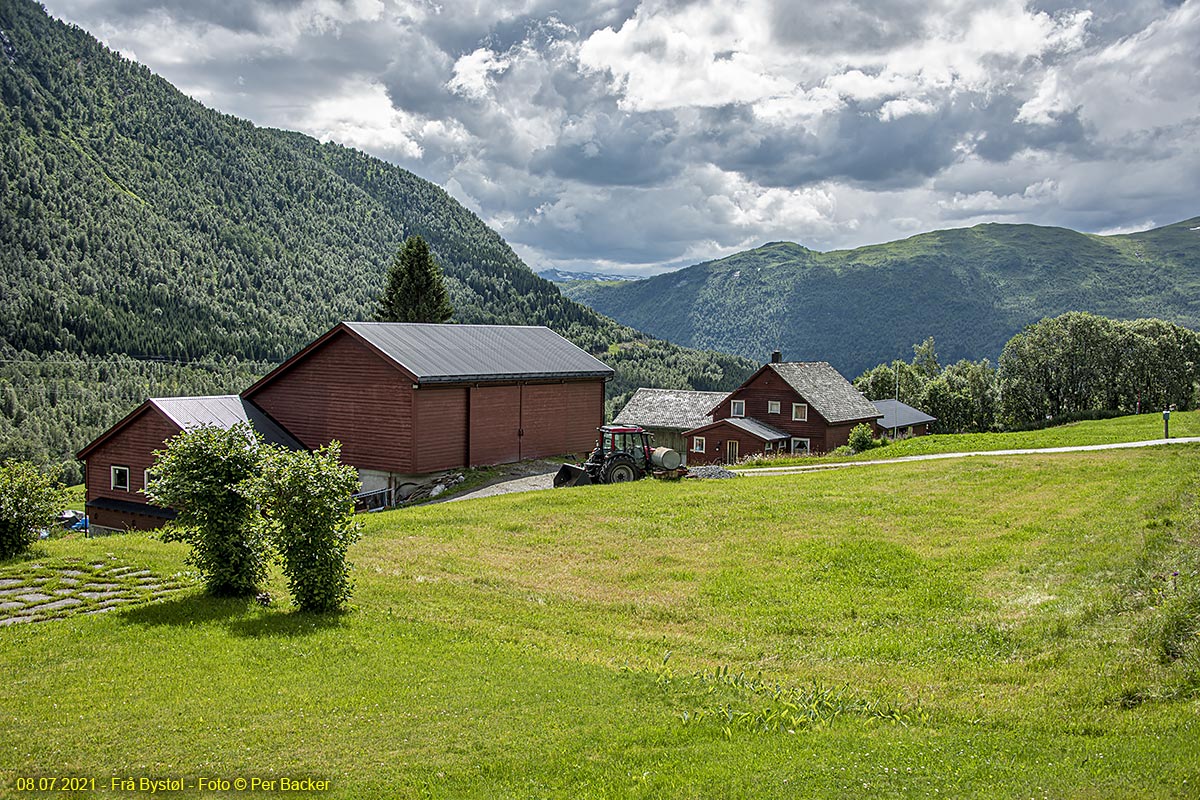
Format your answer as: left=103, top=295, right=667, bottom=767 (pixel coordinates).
left=768, top=400, right=780, bottom=414
left=792, top=402, right=808, bottom=422
left=692, top=436, right=706, bottom=452
left=790, top=438, right=810, bottom=455
left=111, top=465, right=130, bottom=492
left=765, top=442, right=773, bottom=451
left=730, top=400, right=745, bottom=417
left=143, top=469, right=152, bottom=495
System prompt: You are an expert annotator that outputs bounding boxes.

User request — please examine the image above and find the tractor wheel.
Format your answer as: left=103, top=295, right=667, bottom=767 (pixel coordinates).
left=601, top=453, right=641, bottom=483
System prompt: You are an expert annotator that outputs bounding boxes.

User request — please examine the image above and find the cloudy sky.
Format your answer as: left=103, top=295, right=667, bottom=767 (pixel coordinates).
left=42, top=0, right=1200, bottom=275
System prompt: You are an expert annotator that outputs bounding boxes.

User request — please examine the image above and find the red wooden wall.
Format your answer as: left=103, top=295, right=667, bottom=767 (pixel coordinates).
left=84, top=407, right=179, bottom=529
left=249, top=331, right=415, bottom=473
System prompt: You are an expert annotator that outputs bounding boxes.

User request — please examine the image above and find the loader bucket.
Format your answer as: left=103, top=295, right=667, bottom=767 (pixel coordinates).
left=554, top=463, right=592, bottom=488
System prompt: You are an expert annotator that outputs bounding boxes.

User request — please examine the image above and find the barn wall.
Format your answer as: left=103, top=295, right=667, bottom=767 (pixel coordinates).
left=89, top=506, right=171, bottom=533
left=520, top=380, right=604, bottom=460
left=83, top=408, right=180, bottom=530
left=414, top=386, right=468, bottom=472
left=249, top=331, right=415, bottom=473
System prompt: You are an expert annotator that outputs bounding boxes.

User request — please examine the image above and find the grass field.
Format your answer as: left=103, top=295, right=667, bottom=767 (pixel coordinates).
left=3, top=444, right=1200, bottom=798
left=738, top=409, right=1200, bottom=469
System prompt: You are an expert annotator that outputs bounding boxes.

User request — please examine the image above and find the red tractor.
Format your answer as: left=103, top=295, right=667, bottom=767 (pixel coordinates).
left=554, top=425, right=683, bottom=487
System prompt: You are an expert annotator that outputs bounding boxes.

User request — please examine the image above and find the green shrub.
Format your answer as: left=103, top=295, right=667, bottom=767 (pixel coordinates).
left=147, top=424, right=268, bottom=596
left=253, top=443, right=361, bottom=612
left=0, top=460, right=66, bottom=559
left=847, top=423, right=877, bottom=454
left=831, top=445, right=854, bottom=457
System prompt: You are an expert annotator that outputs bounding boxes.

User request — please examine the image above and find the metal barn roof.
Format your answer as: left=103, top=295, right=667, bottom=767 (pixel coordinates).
left=872, top=399, right=937, bottom=430
left=766, top=362, right=882, bottom=424
left=613, top=387, right=728, bottom=430
left=343, top=322, right=614, bottom=383
left=150, top=395, right=303, bottom=449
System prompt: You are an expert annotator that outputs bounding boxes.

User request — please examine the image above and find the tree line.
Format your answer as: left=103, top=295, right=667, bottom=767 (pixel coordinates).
left=854, top=312, right=1200, bottom=432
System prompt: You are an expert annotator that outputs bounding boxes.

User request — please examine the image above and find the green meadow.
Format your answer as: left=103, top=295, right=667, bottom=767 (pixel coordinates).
left=739, top=408, right=1200, bottom=469
left=3, top=444, right=1200, bottom=798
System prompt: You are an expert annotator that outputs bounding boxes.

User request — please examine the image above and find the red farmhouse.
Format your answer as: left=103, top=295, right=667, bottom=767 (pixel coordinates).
left=683, top=355, right=881, bottom=464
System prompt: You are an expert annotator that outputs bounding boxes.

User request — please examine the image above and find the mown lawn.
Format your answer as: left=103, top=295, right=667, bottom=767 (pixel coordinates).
left=738, top=408, right=1200, bottom=469
left=3, top=447, right=1199, bottom=798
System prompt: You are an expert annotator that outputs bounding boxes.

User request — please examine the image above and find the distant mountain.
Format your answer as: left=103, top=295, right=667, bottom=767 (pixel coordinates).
left=537, top=269, right=642, bottom=283
left=561, top=219, right=1200, bottom=376
left=0, top=0, right=755, bottom=475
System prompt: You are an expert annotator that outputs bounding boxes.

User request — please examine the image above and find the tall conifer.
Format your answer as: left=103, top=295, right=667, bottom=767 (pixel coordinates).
left=375, top=235, right=454, bottom=323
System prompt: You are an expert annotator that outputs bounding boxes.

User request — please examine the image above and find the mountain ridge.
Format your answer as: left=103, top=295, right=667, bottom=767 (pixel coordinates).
left=561, top=216, right=1200, bottom=376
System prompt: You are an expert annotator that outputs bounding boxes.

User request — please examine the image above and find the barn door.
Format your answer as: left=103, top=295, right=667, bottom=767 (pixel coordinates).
left=468, top=385, right=521, bottom=466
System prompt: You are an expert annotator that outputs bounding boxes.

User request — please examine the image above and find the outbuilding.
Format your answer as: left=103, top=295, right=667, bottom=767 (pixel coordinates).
left=242, top=322, right=613, bottom=492
left=612, top=387, right=727, bottom=461
left=75, top=395, right=302, bottom=535
left=871, top=399, right=937, bottom=438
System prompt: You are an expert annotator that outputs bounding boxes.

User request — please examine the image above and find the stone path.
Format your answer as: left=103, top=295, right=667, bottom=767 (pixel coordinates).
left=0, top=556, right=192, bottom=627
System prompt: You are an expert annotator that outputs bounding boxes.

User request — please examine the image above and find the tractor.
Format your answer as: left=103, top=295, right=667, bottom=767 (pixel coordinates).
left=553, top=425, right=683, bottom=487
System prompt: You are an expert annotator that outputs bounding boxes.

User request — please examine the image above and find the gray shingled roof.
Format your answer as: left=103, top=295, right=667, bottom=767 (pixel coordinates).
left=614, top=388, right=727, bottom=430
left=344, top=322, right=613, bottom=383
left=872, top=399, right=937, bottom=430
left=150, top=396, right=303, bottom=449
left=723, top=417, right=792, bottom=441
left=767, top=362, right=882, bottom=424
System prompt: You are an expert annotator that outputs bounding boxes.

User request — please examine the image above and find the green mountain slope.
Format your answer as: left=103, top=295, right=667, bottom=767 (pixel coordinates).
left=562, top=219, right=1200, bottom=376
left=0, top=0, right=755, bottom=475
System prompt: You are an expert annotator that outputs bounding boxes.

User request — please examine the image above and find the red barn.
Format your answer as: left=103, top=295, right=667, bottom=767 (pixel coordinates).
left=683, top=356, right=881, bottom=464
left=242, top=322, right=613, bottom=493
left=75, top=396, right=302, bottom=535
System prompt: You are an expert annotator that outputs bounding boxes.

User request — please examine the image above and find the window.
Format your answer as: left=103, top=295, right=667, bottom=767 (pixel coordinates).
left=730, top=400, right=745, bottom=417
left=143, top=469, right=152, bottom=495
left=692, top=436, right=706, bottom=453
left=111, top=465, right=130, bottom=492
left=792, top=403, right=808, bottom=422
left=790, top=438, right=810, bottom=455
left=768, top=400, right=780, bottom=414
left=764, top=442, right=773, bottom=451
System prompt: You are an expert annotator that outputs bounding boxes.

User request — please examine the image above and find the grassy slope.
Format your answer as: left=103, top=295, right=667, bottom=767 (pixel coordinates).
left=4, top=445, right=1200, bottom=797
left=738, top=409, right=1200, bottom=468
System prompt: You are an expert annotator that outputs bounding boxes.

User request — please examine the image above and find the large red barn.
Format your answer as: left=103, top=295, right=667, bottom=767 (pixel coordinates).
left=241, top=321, right=613, bottom=493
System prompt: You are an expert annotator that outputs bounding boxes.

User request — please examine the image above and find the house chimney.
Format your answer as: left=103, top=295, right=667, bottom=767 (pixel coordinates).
left=770, top=350, right=782, bottom=364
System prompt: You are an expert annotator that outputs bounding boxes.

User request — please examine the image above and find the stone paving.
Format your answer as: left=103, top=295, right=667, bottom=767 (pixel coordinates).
left=0, top=556, right=193, bottom=626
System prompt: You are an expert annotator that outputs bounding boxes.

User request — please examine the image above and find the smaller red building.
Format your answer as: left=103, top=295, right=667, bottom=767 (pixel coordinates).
left=75, top=396, right=301, bottom=534
left=683, top=357, right=881, bottom=464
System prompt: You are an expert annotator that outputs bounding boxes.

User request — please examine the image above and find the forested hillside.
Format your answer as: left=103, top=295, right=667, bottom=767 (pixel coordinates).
left=0, top=0, right=754, bottom=479
left=562, top=219, right=1200, bottom=376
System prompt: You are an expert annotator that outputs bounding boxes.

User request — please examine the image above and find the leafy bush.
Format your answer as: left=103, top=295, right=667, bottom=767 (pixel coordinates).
left=146, top=424, right=268, bottom=596
left=252, top=443, right=361, bottom=612
left=831, top=445, right=854, bottom=457
left=847, top=423, right=879, bottom=454
left=0, top=460, right=66, bottom=559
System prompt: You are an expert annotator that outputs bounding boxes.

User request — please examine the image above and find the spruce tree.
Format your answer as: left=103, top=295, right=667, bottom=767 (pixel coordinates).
left=374, top=235, right=454, bottom=323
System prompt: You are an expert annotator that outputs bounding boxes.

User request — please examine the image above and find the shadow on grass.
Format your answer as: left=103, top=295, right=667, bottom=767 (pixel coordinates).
left=119, top=593, right=352, bottom=638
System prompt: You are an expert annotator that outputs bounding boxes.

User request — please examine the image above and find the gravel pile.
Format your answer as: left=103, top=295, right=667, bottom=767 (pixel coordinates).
left=686, top=465, right=740, bottom=479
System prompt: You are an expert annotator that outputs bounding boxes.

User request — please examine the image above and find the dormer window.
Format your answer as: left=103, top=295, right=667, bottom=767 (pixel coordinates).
left=731, top=400, right=745, bottom=417
left=792, top=403, right=808, bottom=422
